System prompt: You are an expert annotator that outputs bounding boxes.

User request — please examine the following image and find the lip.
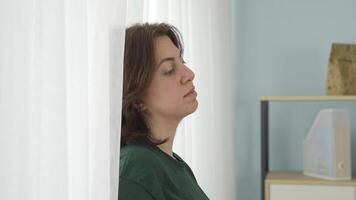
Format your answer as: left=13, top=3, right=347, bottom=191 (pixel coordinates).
left=184, top=87, right=196, bottom=98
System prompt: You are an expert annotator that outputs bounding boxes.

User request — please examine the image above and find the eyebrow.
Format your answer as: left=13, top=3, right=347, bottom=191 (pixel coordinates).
left=158, top=57, right=175, bottom=68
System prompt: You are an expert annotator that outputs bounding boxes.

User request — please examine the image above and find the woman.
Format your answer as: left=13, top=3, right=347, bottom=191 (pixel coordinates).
left=119, top=23, right=209, bottom=200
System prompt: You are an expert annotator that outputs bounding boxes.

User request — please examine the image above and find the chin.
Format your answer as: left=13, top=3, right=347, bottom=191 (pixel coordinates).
left=184, top=99, right=199, bottom=116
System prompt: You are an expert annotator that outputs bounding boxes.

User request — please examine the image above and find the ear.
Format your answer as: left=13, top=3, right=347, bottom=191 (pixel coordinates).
left=133, top=101, right=147, bottom=111
left=140, top=104, right=147, bottom=111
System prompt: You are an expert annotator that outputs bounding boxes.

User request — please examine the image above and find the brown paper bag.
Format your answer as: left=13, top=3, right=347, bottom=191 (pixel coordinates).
left=327, top=43, right=356, bottom=95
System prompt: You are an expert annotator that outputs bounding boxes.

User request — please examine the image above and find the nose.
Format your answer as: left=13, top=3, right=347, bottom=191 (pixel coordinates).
left=181, top=65, right=195, bottom=84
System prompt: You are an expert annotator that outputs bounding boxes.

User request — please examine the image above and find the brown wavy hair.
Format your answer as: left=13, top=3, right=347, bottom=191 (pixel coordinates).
left=121, top=23, right=184, bottom=148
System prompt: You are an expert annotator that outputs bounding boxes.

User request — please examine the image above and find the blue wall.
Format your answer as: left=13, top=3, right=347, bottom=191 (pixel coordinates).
left=231, top=0, right=356, bottom=199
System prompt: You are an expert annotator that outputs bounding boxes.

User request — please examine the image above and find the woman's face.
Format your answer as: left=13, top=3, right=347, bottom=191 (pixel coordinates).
left=143, top=35, right=198, bottom=121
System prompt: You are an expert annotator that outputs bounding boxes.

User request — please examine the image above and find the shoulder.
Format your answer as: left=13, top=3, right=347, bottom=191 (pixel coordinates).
left=120, top=144, right=160, bottom=169
left=119, top=144, right=165, bottom=198
left=120, top=144, right=163, bottom=180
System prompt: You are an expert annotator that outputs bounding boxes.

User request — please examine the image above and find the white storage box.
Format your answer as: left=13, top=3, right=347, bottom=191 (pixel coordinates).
left=303, top=109, right=351, bottom=180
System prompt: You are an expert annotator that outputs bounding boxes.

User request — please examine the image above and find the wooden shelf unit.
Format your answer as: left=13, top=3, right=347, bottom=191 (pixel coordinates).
left=265, top=172, right=356, bottom=200
left=260, top=96, right=356, bottom=101
left=260, top=96, right=356, bottom=200
left=266, top=171, right=356, bottom=186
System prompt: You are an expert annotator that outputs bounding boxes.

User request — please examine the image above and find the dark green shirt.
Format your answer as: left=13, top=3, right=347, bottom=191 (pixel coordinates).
left=119, top=144, right=209, bottom=200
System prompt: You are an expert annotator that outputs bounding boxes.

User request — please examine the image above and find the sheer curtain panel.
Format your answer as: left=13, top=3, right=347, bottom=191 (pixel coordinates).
left=0, top=0, right=127, bottom=200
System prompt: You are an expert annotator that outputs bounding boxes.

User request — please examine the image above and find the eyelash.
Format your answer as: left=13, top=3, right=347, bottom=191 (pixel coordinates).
left=165, top=65, right=176, bottom=75
left=164, top=59, right=186, bottom=76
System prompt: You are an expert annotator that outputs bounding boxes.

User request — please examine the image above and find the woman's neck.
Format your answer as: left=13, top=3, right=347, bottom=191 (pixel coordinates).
left=149, top=115, right=181, bottom=157
left=157, top=139, right=174, bottom=157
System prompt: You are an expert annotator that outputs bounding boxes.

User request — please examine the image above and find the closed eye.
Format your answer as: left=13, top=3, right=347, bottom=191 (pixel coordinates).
left=165, top=67, right=175, bottom=75
left=166, top=69, right=175, bottom=75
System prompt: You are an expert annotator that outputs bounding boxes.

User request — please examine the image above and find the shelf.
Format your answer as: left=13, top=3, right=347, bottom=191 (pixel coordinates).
left=260, top=95, right=356, bottom=200
left=260, top=96, right=356, bottom=102
left=266, top=171, right=356, bottom=186
left=265, top=172, right=356, bottom=200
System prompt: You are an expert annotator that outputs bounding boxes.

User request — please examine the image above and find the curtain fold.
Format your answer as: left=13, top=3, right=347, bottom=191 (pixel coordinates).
left=0, top=0, right=126, bottom=199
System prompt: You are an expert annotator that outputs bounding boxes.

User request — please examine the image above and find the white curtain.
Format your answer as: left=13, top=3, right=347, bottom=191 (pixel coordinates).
left=0, top=0, right=126, bottom=200
left=127, top=0, right=237, bottom=199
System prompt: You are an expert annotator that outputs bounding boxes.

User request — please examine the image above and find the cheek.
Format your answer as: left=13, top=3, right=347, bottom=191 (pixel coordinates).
left=157, top=85, right=181, bottom=103
left=149, top=83, right=182, bottom=109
